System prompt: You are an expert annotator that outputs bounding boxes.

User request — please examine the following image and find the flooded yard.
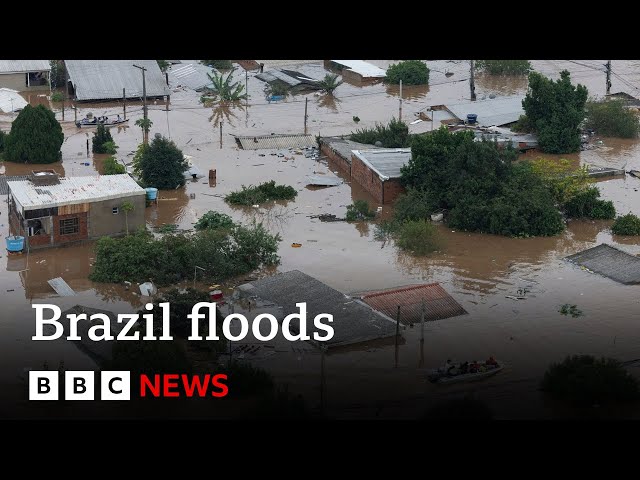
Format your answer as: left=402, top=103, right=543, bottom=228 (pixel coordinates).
left=1, top=60, right=640, bottom=418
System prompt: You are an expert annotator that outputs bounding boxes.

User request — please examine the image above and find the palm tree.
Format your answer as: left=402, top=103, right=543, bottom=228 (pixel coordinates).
left=135, top=118, right=153, bottom=144
left=317, top=74, right=344, bottom=95
left=206, top=69, right=247, bottom=101
left=121, top=201, right=134, bottom=235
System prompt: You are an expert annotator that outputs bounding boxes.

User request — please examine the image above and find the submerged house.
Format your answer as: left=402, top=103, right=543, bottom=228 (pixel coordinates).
left=0, top=60, right=51, bottom=92
left=7, top=172, right=145, bottom=250
left=351, top=148, right=411, bottom=204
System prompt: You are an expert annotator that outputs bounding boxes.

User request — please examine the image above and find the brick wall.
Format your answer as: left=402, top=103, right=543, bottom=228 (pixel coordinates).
left=53, top=212, right=88, bottom=245
left=351, top=154, right=384, bottom=203
left=320, top=143, right=351, bottom=176
left=383, top=179, right=405, bottom=204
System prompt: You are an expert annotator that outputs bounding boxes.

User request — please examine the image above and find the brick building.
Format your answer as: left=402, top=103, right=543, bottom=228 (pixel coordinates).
left=350, top=148, right=411, bottom=204
left=8, top=172, right=146, bottom=250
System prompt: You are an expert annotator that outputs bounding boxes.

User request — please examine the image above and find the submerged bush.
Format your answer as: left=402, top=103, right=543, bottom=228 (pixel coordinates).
left=194, top=211, right=235, bottom=231
left=585, top=99, right=640, bottom=138
left=350, top=117, right=410, bottom=148
left=345, top=200, right=376, bottom=221
left=541, top=355, right=640, bottom=406
left=475, top=60, right=532, bottom=75
left=103, top=155, right=125, bottom=175
left=564, top=187, right=615, bottom=219
left=611, top=213, right=640, bottom=235
left=395, top=219, right=441, bottom=255
left=225, top=181, right=297, bottom=206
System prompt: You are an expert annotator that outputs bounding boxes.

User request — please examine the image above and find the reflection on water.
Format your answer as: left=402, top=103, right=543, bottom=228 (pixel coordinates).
left=385, top=84, right=430, bottom=100
left=317, top=94, right=341, bottom=112
left=208, top=102, right=245, bottom=128
left=475, top=73, right=528, bottom=95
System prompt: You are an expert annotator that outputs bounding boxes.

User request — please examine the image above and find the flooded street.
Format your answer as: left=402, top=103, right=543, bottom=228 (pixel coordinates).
left=1, top=60, right=640, bottom=418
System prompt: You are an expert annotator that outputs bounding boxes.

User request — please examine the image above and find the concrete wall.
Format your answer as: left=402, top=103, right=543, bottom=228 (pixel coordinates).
left=351, top=154, right=405, bottom=205
left=0, top=72, right=49, bottom=91
left=88, top=195, right=146, bottom=238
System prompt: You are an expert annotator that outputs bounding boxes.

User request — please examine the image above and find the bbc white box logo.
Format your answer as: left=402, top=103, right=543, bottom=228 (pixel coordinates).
left=29, top=371, right=131, bottom=400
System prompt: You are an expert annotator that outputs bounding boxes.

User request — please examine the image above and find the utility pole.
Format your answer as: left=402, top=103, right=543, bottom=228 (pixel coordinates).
left=470, top=60, right=476, bottom=101
left=122, top=88, right=126, bottom=120
left=399, top=79, right=403, bottom=121
left=605, top=60, right=612, bottom=95
left=304, top=97, right=308, bottom=134
left=219, top=121, right=223, bottom=148
left=133, top=64, right=148, bottom=143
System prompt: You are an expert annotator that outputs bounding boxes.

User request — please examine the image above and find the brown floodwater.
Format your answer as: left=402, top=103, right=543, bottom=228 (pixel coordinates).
left=2, top=60, right=640, bottom=419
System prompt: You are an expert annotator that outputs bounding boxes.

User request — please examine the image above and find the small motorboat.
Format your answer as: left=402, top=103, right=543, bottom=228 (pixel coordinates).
left=427, top=359, right=504, bottom=384
left=76, top=115, right=129, bottom=128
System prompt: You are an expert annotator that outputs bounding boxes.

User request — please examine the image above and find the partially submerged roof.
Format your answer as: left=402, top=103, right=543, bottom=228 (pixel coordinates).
left=48, top=277, right=76, bottom=297
left=256, top=69, right=322, bottom=90
left=168, top=63, right=215, bottom=91
left=355, top=283, right=468, bottom=325
left=0, top=60, right=50, bottom=74
left=8, top=174, right=145, bottom=211
left=329, top=60, right=386, bottom=78
left=238, top=270, right=397, bottom=348
left=306, top=174, right=342, bottom=187
left=65, top=60, right=169, bottom=101
left=234, top=133, right=317, bottom=150
left=443, top=95, right=525, bottom=127
left=0, top=88, right=27, bottom=113
left=566, top=243, right=640, bottom=285
left=351, top=148, right=412, bottom=180
left=320, top=137, right=382, bottom=163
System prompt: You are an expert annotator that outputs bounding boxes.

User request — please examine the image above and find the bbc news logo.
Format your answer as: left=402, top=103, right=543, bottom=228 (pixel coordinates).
left=29, top=371, right=228, bottom=400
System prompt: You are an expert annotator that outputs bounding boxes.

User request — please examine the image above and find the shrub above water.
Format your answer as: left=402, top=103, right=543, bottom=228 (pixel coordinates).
left=384, top=60, right=430, bottom=85
left=225, top=181, right=297, bottom=206
left=611, top=213, right=640, bottom=235
left=563, top=186, right=616, bottom=219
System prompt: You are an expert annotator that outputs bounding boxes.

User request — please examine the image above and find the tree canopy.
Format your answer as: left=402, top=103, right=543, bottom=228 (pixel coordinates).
left=475, top=60, right=532, bottom=75
left=134, top=135, right=189, bottom=189
left=384, top=60, right=430, bottom=85
left=585, top=98, right=640, bottom=138
left=4, top=104, right=63, bottom=164
left=522, top=70, right=588, bottom=154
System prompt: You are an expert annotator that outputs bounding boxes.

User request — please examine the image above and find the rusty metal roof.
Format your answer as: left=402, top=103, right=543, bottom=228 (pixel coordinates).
left=357, top=283, right=468, bottom=325
left=234, top=133, right=317, bottom=150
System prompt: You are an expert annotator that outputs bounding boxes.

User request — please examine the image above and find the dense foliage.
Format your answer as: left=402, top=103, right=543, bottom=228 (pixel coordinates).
left=611, top=213, right=640, bottom=235
left=317, top=74, right=344, bottom=95
left=4, top=105, right=63, bottom=164
left=345, top=200, right=376, bottom=221
left=350, top=118, right=410, bottom=148
left=399, top=127, right=564, bottom=237
left=134, top=135, right=189, bottom=189
left=194, top=211, right=235, bottom=231
left=157, top=60, right=169, bottom=72
left=103, top=155, right=125, bottom=175
left=205, top=70, right=246, bottom=101
left=0, top=130, right=5, bottom=152
left=384, top=60, right=430, bottom=85
left=563, top=187, right=616, bottom=219
left=202, top=60, right=233, bottom=70
left=92, top=123, right=116, bottom=154
left=225, top=180, right=297, bottom=205
left=49, top=60, right=66, bottom=88
left=521, top=70, right=588, bottom=153
left=541, top=355, right=640, bottom=406
left=475, top=60, right=532, bottom=75
left=394, top=219, right=441, bottom=255
left=585, top=99, right=640, bottom=138
left=529, top=157, right=592, bottom=205
left=90, top=223, right=281, bottom=285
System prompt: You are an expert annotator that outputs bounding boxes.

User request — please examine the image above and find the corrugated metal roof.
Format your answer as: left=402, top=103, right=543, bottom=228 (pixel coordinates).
left=0, top=60, right=50, bottom=74
left=330, top=60, right=386, bottom=78
left=7, top=174, right=145, bottom=211
left=357, top=283, right=468, bottom=325
left=239, top=270, right=397, bottom=348
left=352, top=148, right=412, bottom=180
left=168, top=63, right=215, bottom=91
left=0, top=175, right=30, bottom=195
left=48, top=277, right=76, bottom=296
left=65, top=60, right=169, bottom=101
left=256, top=70, right=301, bottom=87
left=306, top=174, right=342, bottom=186
left=0, top=88, right=27, bottom=113
left=234, top=133, right=317, bottom=150
left=566, top=244, right=640, bottom=285
left=320, top=137, right=381, bottom=163
left=444, top=95, right=525, bottom=127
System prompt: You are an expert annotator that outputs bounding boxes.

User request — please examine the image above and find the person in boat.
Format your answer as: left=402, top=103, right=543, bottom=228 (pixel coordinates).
left=486, top=356, right=498, bottom=366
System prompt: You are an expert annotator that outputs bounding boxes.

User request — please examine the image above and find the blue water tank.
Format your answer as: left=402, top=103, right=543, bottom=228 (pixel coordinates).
left=467, top=114, right=478, bottom=124
left=6, top=236, right=25, bottom=252
left=145, top=187, right=158, bottom=201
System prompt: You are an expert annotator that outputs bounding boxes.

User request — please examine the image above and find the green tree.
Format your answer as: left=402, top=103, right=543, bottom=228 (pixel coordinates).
left=103, top=156, right=126, bottom=175
left=475, top=60, right=532, bottom=75
left=205, top=69, right=246, bottom=101
left=202, top=60, right=233, bottom=70
left=529, top=157, right=592, bottom=204
left=194, top=211, right=235, bottom=231
left=317, top=74, right=344, bottom=95
left=136, top=135, right=188, bottom=189
left=4, top=104, right=63, bottom=164
left=345, top=200, right=376, bottom=221
left=157, top=60, right=169, bottom=73
left=564, top=187, right=615, bottom=219
left=92, top=123, right=116, bottom=154
left=0, top=130, right=6, bottom=153
left=384, top=60, right=430, bottom=85
left=135, top=118, right=153, bottom=145
left=49, top=60, right=66, bottom=88
left=585, top=99, right=640, bottom=138
left=612, top=213, right=640, bottom=235
left=522, top=70, right=588, bottom=154
left=121, top=201, right=134, bottom=235
left=350, top=117, right=410, bottom=147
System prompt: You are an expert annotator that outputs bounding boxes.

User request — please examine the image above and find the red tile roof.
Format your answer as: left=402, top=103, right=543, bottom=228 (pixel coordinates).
left=358, top=283, right=467, bottom=325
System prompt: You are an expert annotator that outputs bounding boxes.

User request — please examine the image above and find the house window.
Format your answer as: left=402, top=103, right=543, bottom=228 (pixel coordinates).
left=59, top=217, right=79, bottom=235
left=112, top=207, right=119, bottom=214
